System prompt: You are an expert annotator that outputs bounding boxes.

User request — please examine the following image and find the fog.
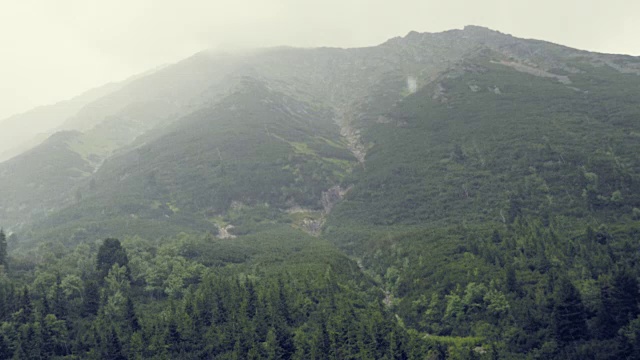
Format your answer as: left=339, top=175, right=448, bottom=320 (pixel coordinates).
left=1, top=0, right=639, bottom=122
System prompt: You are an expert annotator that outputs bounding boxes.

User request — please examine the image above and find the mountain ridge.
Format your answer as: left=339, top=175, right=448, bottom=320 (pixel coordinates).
left=3, top=26, right=640, bottom=236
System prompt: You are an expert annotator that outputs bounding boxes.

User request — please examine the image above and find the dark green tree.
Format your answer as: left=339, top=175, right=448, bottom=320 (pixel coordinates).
left=166, top=320, right=183, bottom=355
left=96, top=238, right=130, bottom=280
left=505, top=263, right=518, bottom=293
left=52, top=276, right=67, bottom=320
left=611, top=270, right=640, bottom=327
left=596, top=269, right=640, bottom=339
left=16, top=287, right=33, bottom=324
left=103, top=328, right=126, bottom=360
left=83, top=280, right=100, bottom=316
left=0, top=334, right=11, bottom=360
left=125, top=297, right=140, bottom=332
left=553, top=277, right=588, bottom=343
left=0, top=229, right=6, bottom=269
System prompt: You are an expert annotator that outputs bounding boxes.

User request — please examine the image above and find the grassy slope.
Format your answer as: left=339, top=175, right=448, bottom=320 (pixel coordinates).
left=24, top=78, right=356, bottom=247
left=333, top=56, right=640, bottom=230
left=0, top=131, right=94, bottom=227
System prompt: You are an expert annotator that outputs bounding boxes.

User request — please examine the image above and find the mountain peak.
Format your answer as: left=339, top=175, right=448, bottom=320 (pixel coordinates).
left=462, top=25, right=499, bottom=33
left=390, top=25, right=507, bottom=48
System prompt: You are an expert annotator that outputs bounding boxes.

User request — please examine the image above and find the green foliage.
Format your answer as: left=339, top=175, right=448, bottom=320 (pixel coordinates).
left=553, top=277, right=588, bottom=343
left=0, top=233, right=411, bottom=359
left=20, top=80, right=355, bottom=248
left=96, top=238, right=130, bottom=280
left=0, top=230, right=6, bottom=270
left=323, top=53, right=640, bottom=358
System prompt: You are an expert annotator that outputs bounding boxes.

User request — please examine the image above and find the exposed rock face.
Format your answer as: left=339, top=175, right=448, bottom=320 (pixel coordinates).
left=432, top=83, right=448, bottom=102
left=217, top=224, right=236, bottom=239
left=493, top=60, right=572, bottom=84
left=322, top=185, right=350, bottom=214
left=339, top=125, right=367, bottom=163
left=301, top=218, right=324, bottom=236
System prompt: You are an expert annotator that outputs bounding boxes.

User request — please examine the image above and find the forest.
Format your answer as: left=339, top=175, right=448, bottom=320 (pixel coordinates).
left=2, top=215, right=640, bottom=359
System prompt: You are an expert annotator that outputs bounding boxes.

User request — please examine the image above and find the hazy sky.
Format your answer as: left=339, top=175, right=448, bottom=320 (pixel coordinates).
left=1, top=0, right=639, bottom=121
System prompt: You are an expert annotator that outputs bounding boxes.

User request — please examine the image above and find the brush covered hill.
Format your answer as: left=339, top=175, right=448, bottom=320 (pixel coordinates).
left=325, top=44, right=640, bottom=358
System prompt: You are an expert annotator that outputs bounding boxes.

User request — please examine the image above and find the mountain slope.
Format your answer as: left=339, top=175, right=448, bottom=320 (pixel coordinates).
left=323, top=46, right=640, bottom=358
left=8, top=26, right=640, bottom=246
left=330, top=50, right=640, bottom=230
left=0, top=27, right=498, bottom=234
left=23, top=78, right=356, bottom=245
left=0, top=80, right=124, bottom=162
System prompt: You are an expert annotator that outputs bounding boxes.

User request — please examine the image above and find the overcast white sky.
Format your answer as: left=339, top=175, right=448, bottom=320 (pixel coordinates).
left=1, top=0, right=639, bottom=121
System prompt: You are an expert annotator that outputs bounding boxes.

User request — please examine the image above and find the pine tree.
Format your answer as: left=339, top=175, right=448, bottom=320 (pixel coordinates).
left=277, top=278, right=292, bottom=325
left=505, top=263, right=518, bottom=293
left=265, top=327, right=279, bottom=360
left=611, top=269, right=640, bottom=327
left=491, top=229, right=502, bottom=244
left=53, top=276, right=67, bottom=320
left=96, top=238, right=130, bottom=281
left=553, top=277, right=588, bottom=343
left=245, top=280, right=257, bottom=319
left=17, top=287, right=33, bottom=324
left=84, top=280, right=100, bottom=316
left=125, top=297, right=140, bottom=332
left=129, top=331, right=144, bottom=360
left=0, top=282, right=13, bottom=321
left=0, top=334, right=11, bottom=360
left=166, top=320, right=182, bottom=355
left=315, top=320, right=330, bottom=360
left=24, top=324, right=43, bottom=360
left=103, top=328, right=126, bottom=360
left=0, top=229, right=7, bottom=270
left=247, top=345, right=260, bottom=360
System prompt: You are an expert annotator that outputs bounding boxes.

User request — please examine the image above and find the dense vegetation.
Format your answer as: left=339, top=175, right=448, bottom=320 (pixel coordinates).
left=324, top=53, right=640, bottom=358
left=18, top=79, right=355, bottom=249
left=0, top=229, right=422, bottom=359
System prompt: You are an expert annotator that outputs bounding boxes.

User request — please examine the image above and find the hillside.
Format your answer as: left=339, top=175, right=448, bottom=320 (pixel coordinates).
left=25, top=78, right=356, bottom=244
left=1, top=26, right=640, bottom=359
left=0, top=80, right=125, bottom=162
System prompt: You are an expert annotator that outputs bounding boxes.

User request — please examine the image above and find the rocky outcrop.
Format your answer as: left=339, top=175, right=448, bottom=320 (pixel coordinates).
left=217, top=224, right=236, bottom=239
left=322, top=185, right=351, bottom=214
left=301, top=218, right=324, bottom=236
left=493, top=60, right=572, bottom=84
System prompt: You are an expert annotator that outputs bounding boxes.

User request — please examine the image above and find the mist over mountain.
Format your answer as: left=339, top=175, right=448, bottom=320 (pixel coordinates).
left=0, top=81, right=123, bottom=162
left=1, top=26, right=640, bottom=359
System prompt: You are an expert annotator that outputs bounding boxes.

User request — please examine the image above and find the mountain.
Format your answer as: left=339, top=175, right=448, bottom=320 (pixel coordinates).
left=6, top=25, right=639, bottom=240
left=2, top=26, right=640, bottom=358
left=0, top=80, right=125, bottom=162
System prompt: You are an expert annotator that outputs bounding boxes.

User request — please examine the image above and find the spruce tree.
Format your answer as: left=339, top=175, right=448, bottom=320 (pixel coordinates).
left=125, top=297, right=140, bottom=332
left=0, top=229, right=6, bottom=269
left=611, top=269, right=640, bottom=327
left=104, top=328, right=126, bottom=360
left=17, top=287, right=32, bottom=324
left=96, top=238, right=130, bottom=281
left=83, top=280, right=100, bottom=316
left=553, top=277, right=588, bottom=343
left=0, top=334, right=11, bottom=360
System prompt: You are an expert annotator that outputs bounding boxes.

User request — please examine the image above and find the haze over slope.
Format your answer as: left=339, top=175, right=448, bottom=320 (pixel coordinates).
left=0, top=81, right=123, bottom=162
left=3, top=25, right=640, bottom=240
